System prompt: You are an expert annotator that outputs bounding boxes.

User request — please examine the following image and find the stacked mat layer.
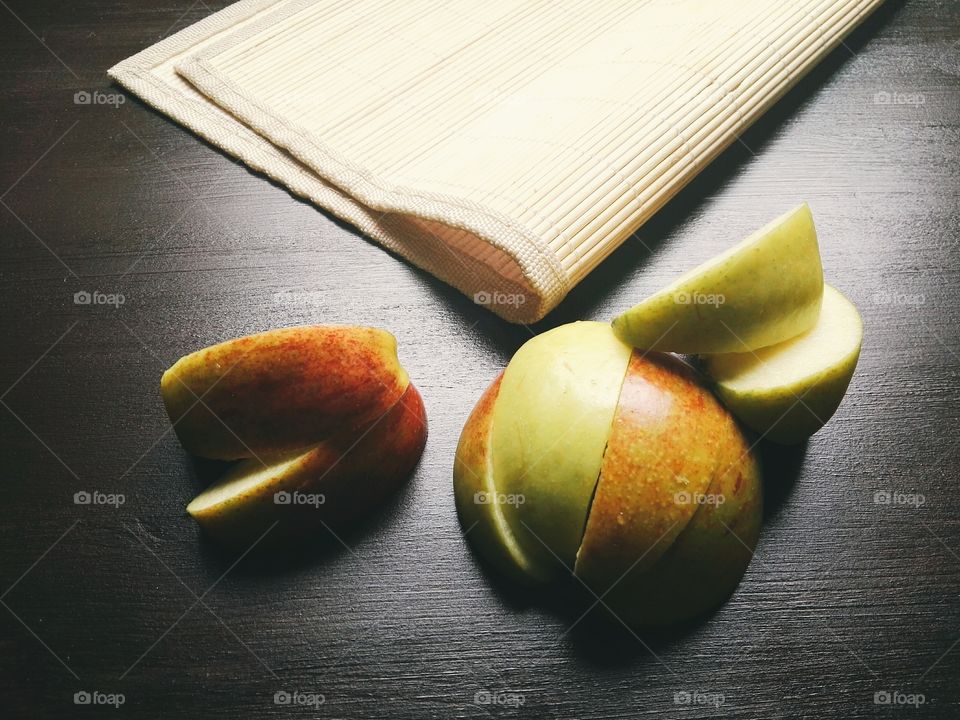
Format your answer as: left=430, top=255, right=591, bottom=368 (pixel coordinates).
left=110, top=0, right=882, bottom=322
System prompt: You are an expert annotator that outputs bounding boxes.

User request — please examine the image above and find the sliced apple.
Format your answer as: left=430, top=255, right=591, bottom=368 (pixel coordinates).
left=489, top=321, right=632, bottom=579
left=186, top=384, right=427, bottom=548
left=162, top=326, right=409, bottom=460
left=612, top=203, right=823, bottom=353
left=704, top=284, right=862, bottom=445
left=453, top=322, right=763, bottom=626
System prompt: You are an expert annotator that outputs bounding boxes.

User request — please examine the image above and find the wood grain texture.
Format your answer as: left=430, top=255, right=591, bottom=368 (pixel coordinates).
left=1, top=0, right=958, bottom=717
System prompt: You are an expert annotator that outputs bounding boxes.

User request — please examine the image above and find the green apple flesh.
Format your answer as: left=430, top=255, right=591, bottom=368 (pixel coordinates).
left=161, top=326, right=409, bottom=460
left=612, top=203, right=823, bottom=353
left=704, top=284, right=862, bottom=445
left=186, top=384, right=427, bottom=548
left=489, top=321, right=632, bottom=578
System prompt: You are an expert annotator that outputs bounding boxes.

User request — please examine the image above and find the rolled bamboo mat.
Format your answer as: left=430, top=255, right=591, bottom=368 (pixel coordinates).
left=110, top=0, right=882, bottom=323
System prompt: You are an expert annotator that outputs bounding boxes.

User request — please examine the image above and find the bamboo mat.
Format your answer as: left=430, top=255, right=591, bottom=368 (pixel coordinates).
left=110, top=0, right=882, bottom=322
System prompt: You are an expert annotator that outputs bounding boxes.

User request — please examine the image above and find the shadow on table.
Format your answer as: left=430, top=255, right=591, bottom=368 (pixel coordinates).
left=760, top=438, right=808, bottom=523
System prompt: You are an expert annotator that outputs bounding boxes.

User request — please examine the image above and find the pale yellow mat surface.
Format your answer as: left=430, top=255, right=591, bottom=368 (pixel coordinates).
left=110, top=0, right=881, bottom=322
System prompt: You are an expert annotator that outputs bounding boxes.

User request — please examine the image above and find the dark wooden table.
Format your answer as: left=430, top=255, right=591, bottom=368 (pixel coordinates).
left=2, top=1, right=958, bottom=717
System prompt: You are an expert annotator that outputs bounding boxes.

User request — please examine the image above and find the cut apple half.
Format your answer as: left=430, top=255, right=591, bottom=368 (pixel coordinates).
left=704, top=284, right=862, bottom=445
left=612, top=203, right=823, bottom=353
left=453, top=321, right=763, bottom=627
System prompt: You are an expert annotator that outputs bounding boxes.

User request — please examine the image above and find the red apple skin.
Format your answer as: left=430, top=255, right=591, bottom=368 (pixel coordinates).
left=452, top=374, right=501, bottom=545
left=194, top=383, right=428, bottom=549
left=306, top=382, right=428, bottom=528
left=575, top=351, right=762, bottom=627
left=161, top=326, right=409, bottom=460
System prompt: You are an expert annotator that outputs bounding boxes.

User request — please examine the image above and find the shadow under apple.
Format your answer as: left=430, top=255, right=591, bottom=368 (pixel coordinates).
left=463, top=560, right=720, bottom=665
left=759, top=438, right=808, bottom=523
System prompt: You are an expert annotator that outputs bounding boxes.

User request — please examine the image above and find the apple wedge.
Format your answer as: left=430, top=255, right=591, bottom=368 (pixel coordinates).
left=704, top=284, right=862, bottom=445
left=162, top=326, right=409, bottom=460
left=612, top=203, right=823, bottom=353
left=489, top=321, right=631, bottom=578
left=186, top=384, right=427, bottom=548
left=575, top=352, right=761, bottom=627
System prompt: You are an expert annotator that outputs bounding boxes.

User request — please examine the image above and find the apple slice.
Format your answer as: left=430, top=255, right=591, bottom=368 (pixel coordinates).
left=489, top=321, right=632, bottom=578
left=574, top=352, right=761, bottom=627
left=703, top=284, right=862, bottom=445
left=162, top=326, right=409, bottom=460
left=186, top=384, right=427, bottom=548
left=612, top=203, right=823, bottom=353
